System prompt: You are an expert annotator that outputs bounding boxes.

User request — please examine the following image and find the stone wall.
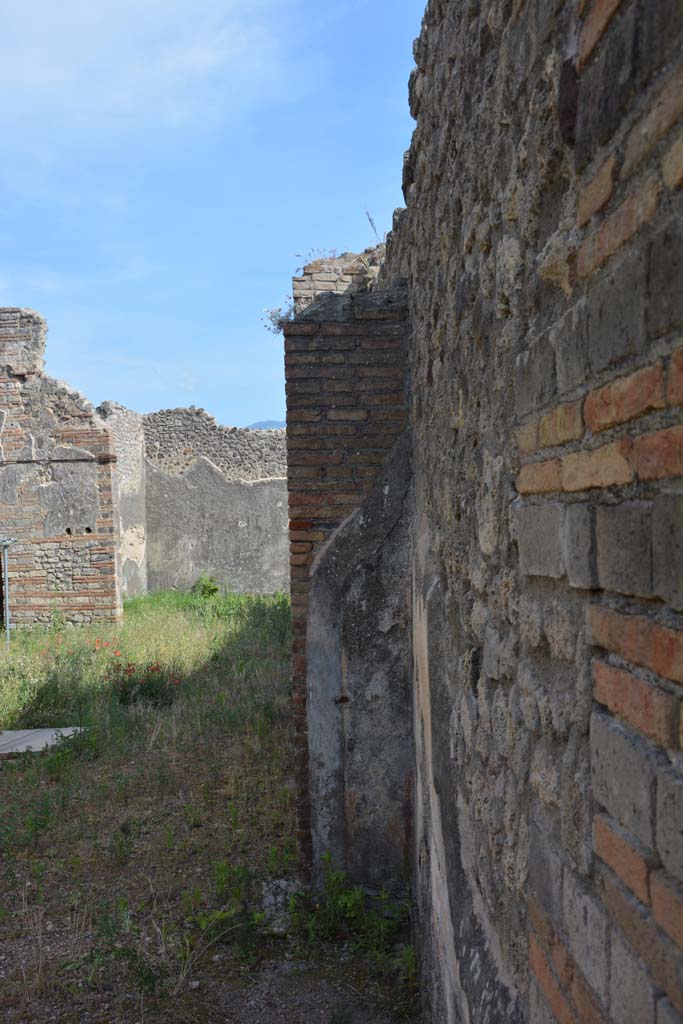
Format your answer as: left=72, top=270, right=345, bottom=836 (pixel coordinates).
left=0, top=309, right=120, bottom=625
left=99, top=402, right=147, bottom=598
left=143, top=407, right=286, bottom=481
left=287, top=2, right=683, bottom=1023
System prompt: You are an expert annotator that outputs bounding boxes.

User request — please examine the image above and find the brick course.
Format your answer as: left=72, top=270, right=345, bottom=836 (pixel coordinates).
left=283, top=282, right=408, bottom=867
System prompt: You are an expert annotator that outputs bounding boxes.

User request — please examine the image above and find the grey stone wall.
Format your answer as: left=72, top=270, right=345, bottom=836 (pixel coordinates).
left=372, top=2, right=683, bottom=1021
left=143, top=407, right=286, bottom=481
left=0, top=308, right=120, bottom=625
left=289, top=2, right=683, bottom=1023
left=145, top=458, right=288, bottom=595
left=98, top=402, right=147, bottom=599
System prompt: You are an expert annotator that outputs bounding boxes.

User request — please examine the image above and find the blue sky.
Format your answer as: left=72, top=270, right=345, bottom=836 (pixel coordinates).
left=0, top=0, right=424, bottom=426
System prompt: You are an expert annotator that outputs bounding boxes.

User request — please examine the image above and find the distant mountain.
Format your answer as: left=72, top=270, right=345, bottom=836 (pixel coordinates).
left=248, top=420, right=286, bottom=429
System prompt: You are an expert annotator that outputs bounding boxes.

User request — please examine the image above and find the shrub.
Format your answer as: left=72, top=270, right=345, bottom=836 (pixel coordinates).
left=191, top=574, right=221, bottom=598
left=108, top=660, right=180, bottom=707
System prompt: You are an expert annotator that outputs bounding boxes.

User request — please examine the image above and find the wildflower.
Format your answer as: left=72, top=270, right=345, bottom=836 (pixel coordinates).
left=173, top=678, right=181, bottom=686
left=114, top=650, right=121, bottom=657
left=103, top=641, right=110, bottom=648
left=95, top=639, right=101, bottom=650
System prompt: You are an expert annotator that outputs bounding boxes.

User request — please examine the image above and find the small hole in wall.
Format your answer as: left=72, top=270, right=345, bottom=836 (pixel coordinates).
left=65, top=527, right=72, bottom=536
left=85, top=527, right=92, bottom=534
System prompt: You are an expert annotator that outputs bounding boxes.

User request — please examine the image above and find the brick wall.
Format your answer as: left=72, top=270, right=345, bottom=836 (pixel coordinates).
left=368, top=0, right=683, bottom=1020
left=291, top=246, right=385, bottom=315
left=0, top=309, right=120, bottom=626
left=283, top=284, right=409, bottom=867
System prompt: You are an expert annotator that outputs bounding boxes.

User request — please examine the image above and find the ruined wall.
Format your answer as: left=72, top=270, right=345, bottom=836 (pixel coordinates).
left=142, top=408, right=288, bottom=595
left=283, top=284, right=411, bottom=877
left=292, top=246, right=385, bottom=315
left=0, top=309, right=120, bottom=625
left=98, top=402, right=147, bottom=598
left=377, top=1, right=683, bottom=1021
left=287, top=0, right=683, bottom=1021
left=143, top=407, right=286, bottom=480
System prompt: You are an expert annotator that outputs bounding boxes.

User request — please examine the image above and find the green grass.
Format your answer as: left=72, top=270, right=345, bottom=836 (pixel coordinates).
left=0, top=591, right=417, bottom=1022
left=0, top=591, right=298, bottom=1020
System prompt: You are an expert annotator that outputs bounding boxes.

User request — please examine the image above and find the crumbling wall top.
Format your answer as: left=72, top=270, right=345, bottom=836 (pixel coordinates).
left=292, top=245, right=385, bottom=315
left=0, top=308, right=47, bottom=376
left=143, top=406, right=286, bottom=482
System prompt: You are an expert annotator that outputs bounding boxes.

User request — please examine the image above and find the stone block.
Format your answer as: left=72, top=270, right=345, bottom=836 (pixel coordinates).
left=561, top=503, right=598, bottom=589
left=514, top=503, right=564, bottom=578
left=657, top=768, right=683, bottom=885
left=591, top=711, right=656, bottom=847
left=515, top=333, right=557, bottom=417
left=529, top=826, right=564, bottom=923
left=586, top=249, right=647, bottom=375
left=657, top=998, right=683, bottom=1024
left=636, top=0, right=683, bottom=87
left=529, top=979, right=556, bottom=1024
left=562, top=867, right=609, bottom=1003
left=610, top=929, right=657, bottom=1024
left=596, top=502, right=652, bottom=598
left=575, top=3, right=637, bottom=169
left=551, top=300, right=588, bottom=395
left=649, top=220, right=683, bottom=339
left=653, top=496, right=683, bottom=611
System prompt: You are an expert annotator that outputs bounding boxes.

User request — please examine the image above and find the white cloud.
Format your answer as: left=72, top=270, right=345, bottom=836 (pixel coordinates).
left=0, top=0, right=307, bottom=142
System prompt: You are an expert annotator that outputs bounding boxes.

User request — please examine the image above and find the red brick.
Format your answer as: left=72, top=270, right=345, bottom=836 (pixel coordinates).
left=663, top=135, right=683, bottom=191
left=290, top=542, right=312, bottom=554
left=327, top=409, right=368, bottom=421
left=538, top=400, right=584, bottom=448
left=529, top=934, right=577, bottom=1024
left=287, top=410, right=322, bottom=423
left=589, top=606, right=683, bottom=686
left=528, top=895, right=556, bottom=953
left=569, top=971, right=609, bottom=1024
left=560, top=439, right=633, bottom=491
left=578, top=0, right=624, bottom=69
left=516, top=459, right=562, bottom=494
left=632, top=425, right=683, bottom=481
left=290, top=554, right=312, bottom=567
left=584, top=362, right=666, bottom=432
left=593, top=814, right=651, bottom=904
left=651, top=871, right=683, bottom=950
left=599, top=870, right=683, bottom=1012
left=577, top=155, right=617, bottom=227
left=651, top=623, right=683, bottom=686
left=578, top=177, right=660, bottom=277
left=516, top=421, right=539, bottom=455
left=623, top=68, right=683, bottom=179
left=667, top=348, right=683, bottom=406
left=289, top=520, right=314, bottom=531
left=593, top=660, right=679, bottom=747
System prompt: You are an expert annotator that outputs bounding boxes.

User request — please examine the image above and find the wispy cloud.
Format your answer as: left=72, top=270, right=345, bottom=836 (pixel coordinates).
left=0, top=0, right=309, bottom=146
